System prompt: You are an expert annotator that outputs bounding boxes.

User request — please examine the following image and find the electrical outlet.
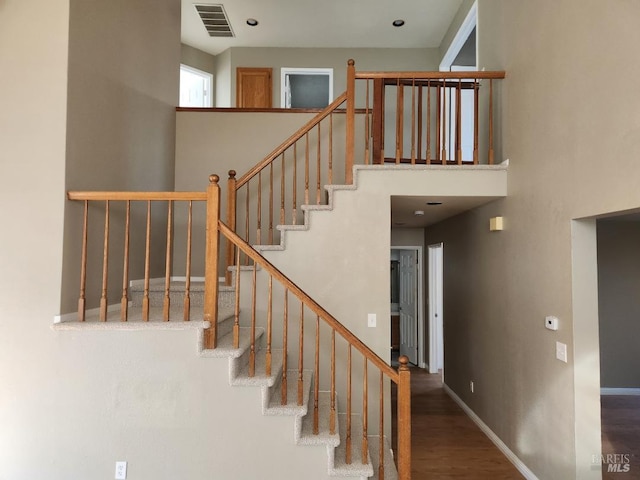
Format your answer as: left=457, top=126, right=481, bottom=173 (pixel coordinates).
left=367, top=313, right=376, bottom=328
left=115, top=461, right=127, bottom=480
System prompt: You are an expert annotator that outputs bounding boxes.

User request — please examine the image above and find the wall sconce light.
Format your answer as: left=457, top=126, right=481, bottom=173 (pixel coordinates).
left=490, top=216, right=504, bottom=231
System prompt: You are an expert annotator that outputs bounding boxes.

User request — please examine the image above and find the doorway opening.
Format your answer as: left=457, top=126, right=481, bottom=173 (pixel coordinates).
left=390, top=246, right=424, bottom=368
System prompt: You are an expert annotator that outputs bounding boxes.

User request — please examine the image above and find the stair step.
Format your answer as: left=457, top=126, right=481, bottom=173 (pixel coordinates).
left=200, top=326, right=262, bottom=358
left=331, top=413, right=374, bottom=477
left=231, top=348, right=283, bottom=388
left=367, top=436, right=398, bottom=480
left=129, top=278, right=234, bottom=309
left=298, top=390, right=340, bottom=447
left=265, top=369, right=313, bottom=417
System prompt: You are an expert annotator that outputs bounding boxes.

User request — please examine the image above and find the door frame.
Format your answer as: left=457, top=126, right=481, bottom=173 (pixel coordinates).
left=391, top=246, right=425, bottom=368
left=428, top=243, right=444, bottom=374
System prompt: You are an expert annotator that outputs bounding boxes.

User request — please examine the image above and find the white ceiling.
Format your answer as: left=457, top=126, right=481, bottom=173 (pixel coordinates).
left=181, top=0, right=464, bottom=55
left=391, top=195, right=502, bottom=229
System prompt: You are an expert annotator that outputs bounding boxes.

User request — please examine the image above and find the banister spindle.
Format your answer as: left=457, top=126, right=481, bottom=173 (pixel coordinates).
left=364, top=79, right=370, bottom=165
left=411, top=78, right=416, bottom=164
left=427, top=80, right=432, bottom=165
left=99, top=200, right=110, bottom=322
left=330, top=328, right=336, bottom=434
left=329, top=113, right=334, bottom=183
left=489, top=78, right=495, bottom=165
left=441, top=82, right=448, bottom=163
left=257, top=171, right=262, bottom=245
left=395, top=78, right=403, bottom=163
left=473, top=79, right=479, bottom=165
left=436, top=84, right=441, bottom=163
left=304, top=132, right=310, bottom=205
left=120, top=200, right=130, bottom=322
left=163, top=200, right=173, bottom=321
left=245, top=182, right=250, bottom=265
left=346, top=345, right=352, bottom=464
left=298, top=302, right=304, bottom=406
left=456, top=79, right=462, bottom=164
left=225, top=170, right=237, bottom=285
left=249, top=261, right=257, bottom=376
left=266, top=275, right=273, bottom=376
left=269, top=162, right=274, bottom=244
left=233, top=246, right=241, bottom=348
left=362, top=357, right=368, bottom=464
left=281, top=289, right=289, bottom=405
left=345, top=59, right=355, bottom=184
left=314, top=315, right=320, bottom=435
left=280, top=154, right=285, bottom=226
left=183, top=200, right=193, bottom=321
left=379, top=371, right=385, bottom=480
left=292, top=143, right=298, bottom=225
left=417, top=85, right=423, bottom=164
left=78, top=200, right=88, bottom=322
left=142, top=200, right=151, bottom=321
left=316, top=123, right=321, bottom=205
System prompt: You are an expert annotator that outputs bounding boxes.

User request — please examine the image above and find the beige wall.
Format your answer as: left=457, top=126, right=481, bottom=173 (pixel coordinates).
left=214, top=48, right=232, bottom=107
left=597, top=220, right=640, bottom=388
left=424, top=1, right=640, bottom=478
left=60, top=0, right=181, bottom=313
left=216, top=47, right=439, bottom=108
left=181, top=43, right=216, bottom=74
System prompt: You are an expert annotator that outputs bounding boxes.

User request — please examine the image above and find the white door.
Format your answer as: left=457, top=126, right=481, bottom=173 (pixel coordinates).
left=399, top=249, right=418, bottom=365
left=428, top=244, right=444, bottom=374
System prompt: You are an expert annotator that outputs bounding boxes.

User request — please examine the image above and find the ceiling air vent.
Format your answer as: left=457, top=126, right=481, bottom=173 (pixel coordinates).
left=194, top=4, right=234, bottom=37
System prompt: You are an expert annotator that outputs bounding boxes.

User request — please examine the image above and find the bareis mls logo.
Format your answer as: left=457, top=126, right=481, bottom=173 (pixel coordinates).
left=592, top=454, right=631, bottom=473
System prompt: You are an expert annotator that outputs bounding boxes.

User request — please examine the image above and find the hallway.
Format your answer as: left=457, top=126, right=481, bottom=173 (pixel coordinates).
left=392, top=367, right=523, bottom=479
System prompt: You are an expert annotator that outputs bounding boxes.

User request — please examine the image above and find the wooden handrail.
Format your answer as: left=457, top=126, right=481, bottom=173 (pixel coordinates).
left=67, top=191, right=207, bottom=201
left=355, top=70, right=506, bottom=80
left=218, top=221, right=399, bottom=382
left=235, top=92, right=348, bottom=190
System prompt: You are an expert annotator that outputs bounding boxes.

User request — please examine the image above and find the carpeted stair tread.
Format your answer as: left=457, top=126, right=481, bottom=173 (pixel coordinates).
left=367, top=435, right=398, bottom=480
left=298, top=390, right=340, bottom=447
left=265, top=369, right=312, bottom=417
left=200, top=326, right=263, bottom=358
left=330, top=413, right=374, bottom=477
left=231, top=348, right=284, bottom=387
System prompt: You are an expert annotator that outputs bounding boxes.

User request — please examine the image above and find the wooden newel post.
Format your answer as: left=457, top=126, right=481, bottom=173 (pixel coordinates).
left=346, top=59, right=355, bottom=184
left=225, top=170, right=237, bottom=286
left=397, top=355, right=412, bottom=480
left=204, top=174, right=220, bottom=349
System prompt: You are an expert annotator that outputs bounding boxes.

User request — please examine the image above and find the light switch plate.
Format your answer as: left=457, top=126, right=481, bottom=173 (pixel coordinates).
left=367, top=313, right=376, bottom=328
left=556, top=342, right=568, bottom=363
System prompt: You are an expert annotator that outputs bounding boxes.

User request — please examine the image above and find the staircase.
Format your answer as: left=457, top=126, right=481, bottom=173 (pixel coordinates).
left=129, top=278, right=398, bottom=480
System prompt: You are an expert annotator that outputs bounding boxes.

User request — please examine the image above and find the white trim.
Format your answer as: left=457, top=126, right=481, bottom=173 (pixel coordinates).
left=601, top=388, right=640, bottom=396
left=391, top=246, right=425, bottom=368
left=443, top=383, right=540, bottom=480
left=280, top=67, right=334, bottom=108
left=427, top=243, right=444, bottom=374
left=439, top=1, right=477, bottom=71
left=179, top=64, right=213, bottom=108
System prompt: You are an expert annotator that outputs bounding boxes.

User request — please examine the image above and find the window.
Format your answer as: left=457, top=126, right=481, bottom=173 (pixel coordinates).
left=280, top=68, right=333, bottom=109
left=179, top=64, right=213, bottom=108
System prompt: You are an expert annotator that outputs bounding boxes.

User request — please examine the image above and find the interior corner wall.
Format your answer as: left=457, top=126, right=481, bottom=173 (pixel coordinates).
left=181, top=43, right=216, bottom=75
left=439, top=0, right=476, bottom=62
left=227, top=47, right=440, bottom=108
left=60, top=0, right=181, bottom=314
left=423, top=1, right=640, bottom=479
left=215, top=48, right=232, bottom=107
left=597, top=220, right=640, bottom=388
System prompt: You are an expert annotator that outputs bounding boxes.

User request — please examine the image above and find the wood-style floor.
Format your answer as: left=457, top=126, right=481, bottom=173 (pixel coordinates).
left=601, top=395, right=640, bottom=479
left=391, top=366, right=523, bottom=479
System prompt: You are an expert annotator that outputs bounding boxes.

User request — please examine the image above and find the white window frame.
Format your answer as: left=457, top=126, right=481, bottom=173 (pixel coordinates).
left=280, top=67, right=333, bottom=108
left=179, top=64, right=213, bottom=108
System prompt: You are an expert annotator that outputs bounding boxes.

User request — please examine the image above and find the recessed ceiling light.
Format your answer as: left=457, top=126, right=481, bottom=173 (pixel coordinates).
left=392, top=19, right=405, bottom=27
left=414, top=210, right=425, bottom=216
left=246, top=18, right=258, bottom=26
left=426, top=201, right=442, bottom=206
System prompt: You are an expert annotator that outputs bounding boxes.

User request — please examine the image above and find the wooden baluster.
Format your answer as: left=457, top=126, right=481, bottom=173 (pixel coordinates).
left=456, top=79, right=462, bottom=164
left=372, top=78, right=385, bottom=165
left=257, top=171, right=262, bottom=245
left=233, top=246, right=241, bottom=348
left=473, top=79, right=479, bottom=165
left=282, top=289, right=289, bottom=405
left=78, top=200, right=88, bottom=322
left=245, top=182, right=250, bottom=265
left=395, top=78, right=403, bottom=163
left=142, top=200, right=151, bottom=321
left=280, top=154, right=285, bottom=225
left=329, top=113, right=334, bottom=184
left=316, top=123, right=321, bottom=205
left=225, top=170, right=237, bottom=285
left=427, top=80, right=432, bottom=165
left=249, top=261, right=257, bottom=376
left=163, top=200, right=173, bottom=321
left=314, top=315, right=320, bottom=435
left=346, top=345, right=352, bottom=464
left=183, top=201, right=193, bottom=321
left=364, top=79, right=370, bottom=165
left=330, top=328, right=336, bottom=434
left=304, top=132, right=310, bottom=205
left=489, top=78, right=495, bottom=165
left=269, top=162, right=274, bottom=244
left=203, top=175, right=220, bottom=348
left=362, top=357, right=368, bottom=464
left=100, top=200, right=109, bottom=321
left=397, top=356, right=412, bottom=480
left=292, top=143, right=298, bottom=225
left=120, top=200, right=130, bottom=322
left=441, top=82, right=448, bottom=164
left=266, top=275, right=273, bottom=376
left=411, top=78, right=416, bottom=164
left=417, top=85, right=423, bottom=164
left=298, top=302, right=304, bottom=406
left=379, top=371, right=385, bottom=480
left=345, top=59, right=355, bottom=184
left=436, top=84, right=441, bottom=163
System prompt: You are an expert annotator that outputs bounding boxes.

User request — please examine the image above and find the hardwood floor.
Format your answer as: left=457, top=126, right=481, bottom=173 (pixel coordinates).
left=392, top=366, right=523, bottom=479
left=601, top=395, right=640, bottom=479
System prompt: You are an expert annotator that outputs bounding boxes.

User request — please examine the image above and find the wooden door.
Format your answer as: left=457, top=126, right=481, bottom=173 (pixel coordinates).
left=236, top=67, right=272, bottom=108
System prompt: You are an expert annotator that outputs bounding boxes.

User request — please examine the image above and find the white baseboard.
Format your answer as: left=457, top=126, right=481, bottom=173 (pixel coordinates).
left=443, top=383, right=539, bottom=480
left=601, top=387, right=640, bottom=396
